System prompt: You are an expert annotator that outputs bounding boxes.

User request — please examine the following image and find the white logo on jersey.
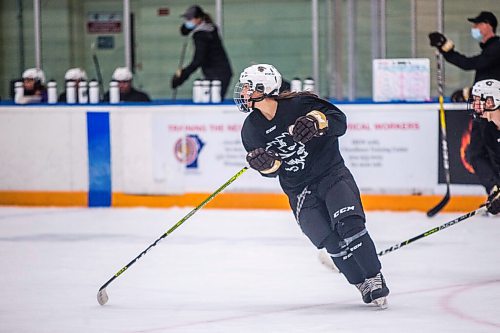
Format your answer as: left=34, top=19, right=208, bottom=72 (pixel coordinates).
left=333, top=206, right=355, bottom=218
left=266, top=125, right=277, bottom=134
left=266, top=131, right=308, bottom=172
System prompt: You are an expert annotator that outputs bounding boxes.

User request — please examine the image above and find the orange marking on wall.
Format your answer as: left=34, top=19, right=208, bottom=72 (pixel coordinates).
left=0, top=191, right=486, bottom=213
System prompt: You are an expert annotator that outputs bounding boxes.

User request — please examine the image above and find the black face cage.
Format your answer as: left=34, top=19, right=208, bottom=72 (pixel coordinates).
left=233, top=81, right=268, bottom=113
left=233, top=82, right=251, bottom=113
left=467, top=95, right=499, bottom=120
left=467, top=96, right=480, bottom=120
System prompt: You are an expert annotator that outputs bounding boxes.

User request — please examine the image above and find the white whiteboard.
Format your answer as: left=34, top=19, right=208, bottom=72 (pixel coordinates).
left=373, top=58, right=430, bottom=102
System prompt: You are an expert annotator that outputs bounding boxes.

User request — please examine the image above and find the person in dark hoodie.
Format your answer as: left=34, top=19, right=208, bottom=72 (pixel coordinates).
left=171, top=5, right=233, bottom=100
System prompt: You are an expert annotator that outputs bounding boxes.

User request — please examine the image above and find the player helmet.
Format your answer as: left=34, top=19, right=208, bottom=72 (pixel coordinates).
left=64, top=68, right=88, bottom=81
left=22, top=68, right=46, bottom=84
left=233, top=64, right=282, bottom=113
left=469, top=79, right=500, bottom=114
left=112, top=67, right=133, bottom=81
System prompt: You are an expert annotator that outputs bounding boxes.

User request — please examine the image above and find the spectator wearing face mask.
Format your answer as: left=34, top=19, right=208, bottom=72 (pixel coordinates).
left=428, top=11, right=500, bottom=102
left=171, top=5, right=233, bottom=100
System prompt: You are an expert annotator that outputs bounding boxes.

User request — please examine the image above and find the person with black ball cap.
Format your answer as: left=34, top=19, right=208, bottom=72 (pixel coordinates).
left=428, top=11, right=500, bottom=102
left=171, top=5, right=233, bottom=100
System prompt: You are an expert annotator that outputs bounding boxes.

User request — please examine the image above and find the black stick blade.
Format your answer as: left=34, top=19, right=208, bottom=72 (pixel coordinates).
left=97, top=288, right=109, bottom=306
left=426, top=191, right=450, bottom=217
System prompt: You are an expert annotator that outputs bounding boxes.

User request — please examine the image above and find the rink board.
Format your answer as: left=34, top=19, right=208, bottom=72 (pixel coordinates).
left=0, top=103, right=485, bottom=210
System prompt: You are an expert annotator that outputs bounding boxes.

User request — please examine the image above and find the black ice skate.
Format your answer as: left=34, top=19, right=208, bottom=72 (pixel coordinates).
left=355, top=272, right=389, bottom=309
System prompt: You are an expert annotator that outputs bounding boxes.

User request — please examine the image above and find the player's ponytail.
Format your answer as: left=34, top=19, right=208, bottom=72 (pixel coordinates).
left=275, top=91, right=318, bottom=100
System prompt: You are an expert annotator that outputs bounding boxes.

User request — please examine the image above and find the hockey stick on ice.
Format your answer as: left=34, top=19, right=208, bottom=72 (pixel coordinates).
left=97, top=167, right=248, bottom=306
left=378, top=206, right=486, bottom=256
left=427, top=52, right=451, bottom=217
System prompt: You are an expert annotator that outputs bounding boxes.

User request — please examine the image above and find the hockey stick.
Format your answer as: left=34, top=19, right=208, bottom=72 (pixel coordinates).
left=378, top=206, right=486, bottom=256
left=172, top=37, right=189, bottom=101
left=97, top=167, right=248, bottom=305
left=427, top=52, right=451, bottom=217
left=91, top=43, right=105, bottom=99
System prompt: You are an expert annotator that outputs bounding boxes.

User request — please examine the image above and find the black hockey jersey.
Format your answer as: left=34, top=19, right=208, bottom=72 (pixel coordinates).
left=468, top=119, right=500, bottom=193
left=241, top=94, right=347, bottom=194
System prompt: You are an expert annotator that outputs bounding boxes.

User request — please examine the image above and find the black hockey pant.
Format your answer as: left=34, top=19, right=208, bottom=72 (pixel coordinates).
left=287, top=168, right=382, bottom=285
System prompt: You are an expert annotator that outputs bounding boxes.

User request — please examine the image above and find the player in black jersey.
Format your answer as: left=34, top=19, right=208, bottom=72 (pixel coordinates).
left=234, top=64, right=389, bottom=308
left=469, top=79, right=500, bottom=214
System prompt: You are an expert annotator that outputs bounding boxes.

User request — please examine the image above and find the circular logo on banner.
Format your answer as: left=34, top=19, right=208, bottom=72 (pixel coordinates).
left=174, top=136, right=201, bottom=166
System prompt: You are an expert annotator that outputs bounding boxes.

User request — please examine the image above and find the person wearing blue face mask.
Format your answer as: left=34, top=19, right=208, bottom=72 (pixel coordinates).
left=171, top=5, right=233, bottom=100
left=428, top=11, right=500, bottom=102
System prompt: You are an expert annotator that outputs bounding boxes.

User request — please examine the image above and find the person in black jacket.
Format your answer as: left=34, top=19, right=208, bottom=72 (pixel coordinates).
left=429, top=11, right=500, bottom=199
left=429, top=11, right=500, bottom=101
left=235, top=64, right=390, bottom=308
left=171, top=5, right=233, bottom=100
left=469, top=79, right=500, bottom=214
left=104, top=67, right=151, bottom=102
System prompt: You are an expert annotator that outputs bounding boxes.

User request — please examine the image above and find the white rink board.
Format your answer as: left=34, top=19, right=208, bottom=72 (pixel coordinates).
left=151, top=104, right=440, bottom=194
left=340, top=104, right=438, bottom=194
left=0, top=103, right=484, bottom=195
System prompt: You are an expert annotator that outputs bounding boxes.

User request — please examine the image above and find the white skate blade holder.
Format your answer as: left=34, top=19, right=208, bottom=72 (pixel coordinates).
left=373, top=297, right=388, bottom=310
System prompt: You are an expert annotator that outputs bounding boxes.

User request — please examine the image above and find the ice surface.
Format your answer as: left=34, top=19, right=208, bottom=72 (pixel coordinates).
left=0, top=207, right=499, bottom=333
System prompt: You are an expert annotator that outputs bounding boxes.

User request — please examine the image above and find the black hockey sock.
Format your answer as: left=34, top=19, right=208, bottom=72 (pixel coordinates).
left=331, top=251, right=366, bottom=285
left=321, top=233, right=365, bottom=285
left=347, top=232, right=382, bottom=279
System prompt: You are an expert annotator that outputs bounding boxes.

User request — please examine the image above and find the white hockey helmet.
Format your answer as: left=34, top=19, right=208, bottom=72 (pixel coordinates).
left=233, top=64, right=282, bottom=113
left=22, top=68, right=46, bottom=84
left=64, top=67, right=88, bottom=81
left=112, top=67, right=133, bottom=81
left=470, top=79, right=500, bottom=113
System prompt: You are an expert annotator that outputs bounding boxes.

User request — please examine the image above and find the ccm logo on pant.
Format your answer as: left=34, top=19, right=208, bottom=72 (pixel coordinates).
left=334, top=206, right=355, bottom=218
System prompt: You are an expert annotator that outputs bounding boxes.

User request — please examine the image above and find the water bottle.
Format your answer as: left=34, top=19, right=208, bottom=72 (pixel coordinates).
left=192, top=79, right=202, bottom=103
left=14, top=81, right=24, bottom=104
left=291, top=78, right=302, bottom=92
left=109, top=81, right=120, bottom=104
left=89, top=80, right=99, bottom=104
left=66, top=81, right=76, bottom=104
left=303, top=77, right=315, bottom=92
left=210, top=80, right=222, bottom=103
left=200, top=80, right=211, bottom=103
left=78, top=81, right=88, bottom=104
left=47, top=80, right=57, bottom=104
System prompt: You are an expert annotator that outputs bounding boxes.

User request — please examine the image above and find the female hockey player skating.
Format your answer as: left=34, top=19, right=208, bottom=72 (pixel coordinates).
left=234, top=64, right=389, bottom=308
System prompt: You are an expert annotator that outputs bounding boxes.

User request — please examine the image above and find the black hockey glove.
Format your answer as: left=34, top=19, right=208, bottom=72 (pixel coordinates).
left=180, top=24, right=193, bottom=36
left=171, top=69, right=188, bottom=89
left=290, top=110, right=328, bottom=144
left=486, top=185, right=500, bottom=215
left=428, top=32, right=454, bottom=52
left=246, top=148, right=282, bottom=174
